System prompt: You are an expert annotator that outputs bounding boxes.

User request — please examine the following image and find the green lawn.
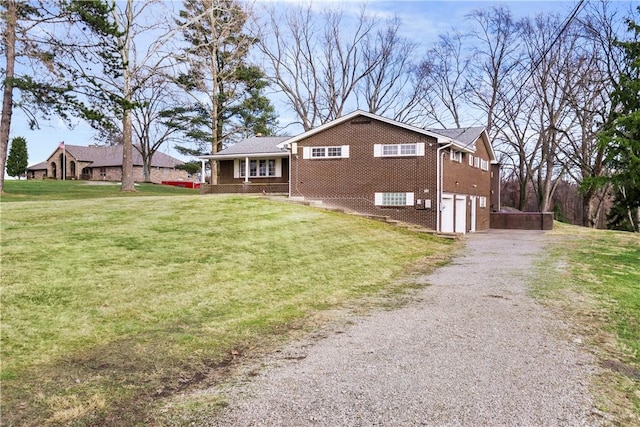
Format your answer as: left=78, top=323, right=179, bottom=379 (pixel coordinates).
left=1, top=189, right=454, bottom=426
left=536, top=223, right=640, bottom=423
left=1, top=179, right=199, bottom=201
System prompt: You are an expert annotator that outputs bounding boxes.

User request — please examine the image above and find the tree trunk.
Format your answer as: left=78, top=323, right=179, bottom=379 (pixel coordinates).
left=121, top=109, right=135, bottom=190
left=0, top=0, right=17, bottom=194
left=119, top=0, right=135, bottom=191
left=208, top=5, right=219, bottom=186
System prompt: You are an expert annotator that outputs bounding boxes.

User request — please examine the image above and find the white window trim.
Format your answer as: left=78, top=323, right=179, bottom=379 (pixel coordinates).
left=303, top=145, right=350, bottom=159
left=374, top=142, right=425, bottom=157
left=234, top=158, right=282, bottom=178
left=479, top=196, right=487, bottom=208
left=450, top=149, right=463, bottom=163
left=374, top=192, right=415, bottom=207
left=481, top=159, right=489, bottom=171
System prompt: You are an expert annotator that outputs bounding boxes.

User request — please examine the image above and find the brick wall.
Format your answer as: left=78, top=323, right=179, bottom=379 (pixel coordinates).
left=201, top=183, right=288, bottom=194
left=441, top=142, right=493, bottom=231
left=290, top=118, right=440, bottom=229
left=490, top=212, right=554, bottom=230
left=33, top=165, right=189, bottom=183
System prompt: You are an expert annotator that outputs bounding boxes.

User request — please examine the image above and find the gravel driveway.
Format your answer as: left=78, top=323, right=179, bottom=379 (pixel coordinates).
left=208, top=230, right=603, bottom=426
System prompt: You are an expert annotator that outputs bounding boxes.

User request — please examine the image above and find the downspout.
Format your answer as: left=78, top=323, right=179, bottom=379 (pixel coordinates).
left=288, top=143, right=297, bottom=198
left=200, top=159, right=206, bottom=183
left=436, top=141, right=453, bottom=233
left=244, top=156, right=249, bottom=183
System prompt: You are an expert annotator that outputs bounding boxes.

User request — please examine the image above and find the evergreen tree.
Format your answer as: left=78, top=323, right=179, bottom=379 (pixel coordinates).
left=599, top=8, right=640, bottom=232
left=6, top=136, right=28, bottom=179
left=1, top=0, right=77, bottom=193
left=172, top=0, right=277, bottom=183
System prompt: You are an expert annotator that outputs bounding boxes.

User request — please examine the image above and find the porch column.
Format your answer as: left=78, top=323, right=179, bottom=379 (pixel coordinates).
left=200, top=159, right=206, bottom=183
left=244, top=156, right=249, bottom=183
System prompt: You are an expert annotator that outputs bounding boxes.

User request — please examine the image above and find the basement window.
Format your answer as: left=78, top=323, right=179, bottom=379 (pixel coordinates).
left=374, top=192, right=415, bottom=207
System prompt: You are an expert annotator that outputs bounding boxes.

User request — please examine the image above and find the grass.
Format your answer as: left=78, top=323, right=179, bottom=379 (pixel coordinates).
left=1, top=179, right=199, bottom=201
left=1, top=185, right=455, bottom=426
left=534, top=223, right=640, bottom=424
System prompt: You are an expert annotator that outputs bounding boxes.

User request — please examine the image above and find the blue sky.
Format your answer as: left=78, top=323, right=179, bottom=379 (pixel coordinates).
left=7, top=0, right=615, bottom=171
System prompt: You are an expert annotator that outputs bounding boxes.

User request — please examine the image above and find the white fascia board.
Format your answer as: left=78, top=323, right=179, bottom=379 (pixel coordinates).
left=199, top=152, right=289, bottom=160
left=438, top=139, right=475, bottom=153
left=482, top=130, right=498, bottom=161
left=277, top=110, right=451, bottom=147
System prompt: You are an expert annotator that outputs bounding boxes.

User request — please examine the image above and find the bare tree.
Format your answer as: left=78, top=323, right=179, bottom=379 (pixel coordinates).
left=563, top=1, right=632, bottom=227
left=61, top=0, right=176, bottom=191
left=359, top=16, right=419, bottom=121
left=131, top=73, right=183, bottom=182
left=466, top=6, right=522, bottom=139
left=413, top=30, right=470, bottom=128
left=256, top=3, right=416, bottom=130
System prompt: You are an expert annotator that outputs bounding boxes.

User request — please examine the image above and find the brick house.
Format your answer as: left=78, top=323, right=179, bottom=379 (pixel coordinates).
left=27, top=144, right=189, bottom=184
left=199, top=136, right=291, bottom=194
left=201, top=111, right=499, bottom=233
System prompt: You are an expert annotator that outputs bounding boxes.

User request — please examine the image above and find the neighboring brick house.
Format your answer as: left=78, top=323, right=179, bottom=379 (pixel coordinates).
left=201, top=111, right=498, bottom=233
left=26, top=144, right=189, bottom=184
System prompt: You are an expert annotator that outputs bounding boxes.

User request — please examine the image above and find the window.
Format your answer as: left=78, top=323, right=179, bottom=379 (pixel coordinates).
left=474, top=157, right=480, bottom=168
left=100, top=168, right=106, bottom=177
left=312, top=147, right=328, bottom=157
left=479, top=196, right=487, bottom=208
left=374, top=192, right=415, bottom=207
left=374, top=143, right=424, bottom=157
left=480, top=159, right=489, bottom=171
left=383, top=145, right=398, bottom=156
left=237, top=158, right=281, bottom=178
left=450, top=149, right=463, bottom=163
left=303, top=145, right=350, bottom=159
left=469, top=154, right=474, bottom=166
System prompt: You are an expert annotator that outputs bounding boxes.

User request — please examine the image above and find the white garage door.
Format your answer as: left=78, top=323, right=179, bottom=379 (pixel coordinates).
left=441, top=194, right=454, bottom=233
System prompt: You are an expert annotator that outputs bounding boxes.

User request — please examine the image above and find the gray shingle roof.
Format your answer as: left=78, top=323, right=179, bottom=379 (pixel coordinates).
left=215, top=136, right=291, bottom=156
left=27, top=161, right=48, bottom=170
left=41, top=144, right=183, bottom=168
left=427, top=127, right=485, bottom=150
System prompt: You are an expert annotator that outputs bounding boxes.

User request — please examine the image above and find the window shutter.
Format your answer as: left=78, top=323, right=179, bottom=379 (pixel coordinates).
left=405, top=192, right=415, bottom=206
left=275, top=158, right=282, bottom=177
left=416, top=143, right=425, bottom=156
left=341, top=145, right=350, bottom=158
left=233, top=159, right=240, bottom=178
left=303, top=147, right=311, bottom=159
left=373, top=144, right=382, bottom=157
left=374, top=192, right=383, bottom=206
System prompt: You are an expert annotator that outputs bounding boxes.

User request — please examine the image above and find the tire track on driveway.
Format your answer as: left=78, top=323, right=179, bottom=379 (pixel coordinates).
left=210, top=230, right=603, bottom=426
